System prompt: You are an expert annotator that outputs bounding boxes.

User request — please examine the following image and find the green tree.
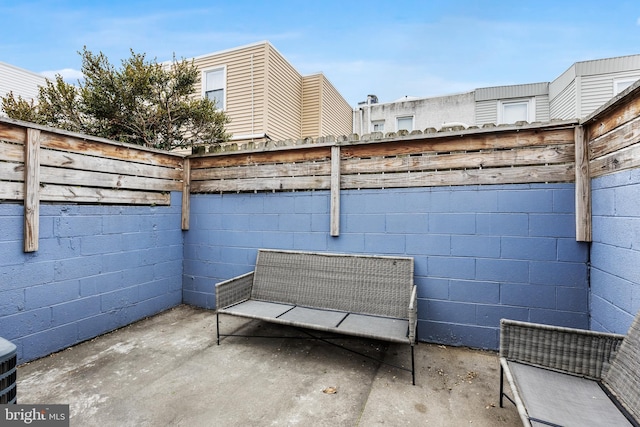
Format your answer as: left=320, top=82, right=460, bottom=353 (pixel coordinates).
left=1, top=48, right=230, bottom=150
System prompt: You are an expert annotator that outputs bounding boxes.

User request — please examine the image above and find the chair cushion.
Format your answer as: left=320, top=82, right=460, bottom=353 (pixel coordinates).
left=603, top=312, right=640, bottom=423
left=507, top=361, right=632, bottom=426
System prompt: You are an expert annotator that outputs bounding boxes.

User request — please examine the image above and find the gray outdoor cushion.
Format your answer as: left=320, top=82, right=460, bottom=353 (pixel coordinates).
left=337, top=314, right=409, bottom=343
left=222, top=300, right=294, bottom=319
left=508, top=361, right=632, bottom=427
left=277, top=306, right=348, bottom=328
left=603, top=312, right=640, bottom=423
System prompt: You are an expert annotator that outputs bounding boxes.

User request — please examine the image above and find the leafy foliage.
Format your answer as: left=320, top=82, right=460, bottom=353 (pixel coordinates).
left=1, top=48, right=230, bottom=150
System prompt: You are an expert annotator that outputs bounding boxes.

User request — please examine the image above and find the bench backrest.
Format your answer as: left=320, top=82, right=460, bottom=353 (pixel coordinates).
left=602, top=310, right=640, bottom=422
left=251, top=249, right=414, bottom=319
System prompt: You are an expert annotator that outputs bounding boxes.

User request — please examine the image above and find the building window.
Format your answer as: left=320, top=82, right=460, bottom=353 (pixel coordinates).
left=396, top=116, right=414, bottom=132
left=203, top=67, right=225, bottom=109
left=498, top=98, right=534, bottom=124
left=371, top=120, right=384, bottom=132
left=614, top=78, right=638, bottom=95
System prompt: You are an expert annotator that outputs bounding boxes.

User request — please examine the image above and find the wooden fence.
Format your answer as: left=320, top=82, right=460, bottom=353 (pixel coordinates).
left=0, top=117, right=186, bottom=251
left=190, top=122, right=577, bottom=193
left=190, top=120, right=579, bottom=236
left=576, top=82, right=640, bottom=241
left=3, top=80, right=640, bottom=250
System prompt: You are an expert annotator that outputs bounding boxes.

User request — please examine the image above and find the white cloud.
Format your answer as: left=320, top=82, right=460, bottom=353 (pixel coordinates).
left=41, top=68, right=84, bottom=83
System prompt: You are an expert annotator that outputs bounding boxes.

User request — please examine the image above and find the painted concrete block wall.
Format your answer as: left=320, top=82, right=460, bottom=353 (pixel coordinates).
left=0, top=192, right=184, bottom=363
left=591, top=169, right=640, bottom=334
left=184, top=184, right=588, bottom=350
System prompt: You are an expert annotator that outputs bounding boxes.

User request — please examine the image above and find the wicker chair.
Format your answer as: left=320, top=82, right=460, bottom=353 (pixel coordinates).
left=499, top=311, right=640, bottom=426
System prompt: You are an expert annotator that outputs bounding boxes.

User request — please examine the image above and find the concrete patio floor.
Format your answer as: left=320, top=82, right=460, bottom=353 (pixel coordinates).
left=16, top=305, right=521, bottom=426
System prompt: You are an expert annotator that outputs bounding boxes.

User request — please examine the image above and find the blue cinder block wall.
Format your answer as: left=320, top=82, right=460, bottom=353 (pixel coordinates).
left=591, top=169, right=640, bottom=333
left=0, top=192, right=184, bottom=363
left=4, top=167, right=639, bottom=360
left=183, top=184, right=589, bottom=350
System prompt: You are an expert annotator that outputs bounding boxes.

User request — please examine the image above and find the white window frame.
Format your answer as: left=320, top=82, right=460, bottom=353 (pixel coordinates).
left=497, top=98, right=535, bottom=124
left=613, top=78, right=638, bottom=95
left=371, top=120, right=385, bottom=132
left=396, top=116, right=414, bottom=132
left=201, top=66, right=227, bottom=110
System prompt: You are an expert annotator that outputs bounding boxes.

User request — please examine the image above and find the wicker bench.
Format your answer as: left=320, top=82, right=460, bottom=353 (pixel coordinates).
left=215, top=249, right=417, bottom=383
left=499, top=311, right=640, bottom=426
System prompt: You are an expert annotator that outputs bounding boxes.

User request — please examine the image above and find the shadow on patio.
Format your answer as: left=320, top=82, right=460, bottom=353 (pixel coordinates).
left=16, top=305, right=520, bottom=426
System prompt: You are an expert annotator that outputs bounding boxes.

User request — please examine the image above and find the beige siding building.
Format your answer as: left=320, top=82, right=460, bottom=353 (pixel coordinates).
left=189, top=41, right=352, bottom=143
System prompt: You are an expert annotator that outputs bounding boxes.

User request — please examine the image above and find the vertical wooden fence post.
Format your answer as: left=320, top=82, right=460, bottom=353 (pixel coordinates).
left=330, top=145, right=341, bottom=236
left=182, top=157, right=190, bottom=230
left=575, top=125, right=592, bottom=242
left=24, top=128, right=41, bottom=252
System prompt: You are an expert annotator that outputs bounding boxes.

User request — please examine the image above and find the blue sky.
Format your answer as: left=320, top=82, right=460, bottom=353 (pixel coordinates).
left=2, top=0, right=640, bottom=106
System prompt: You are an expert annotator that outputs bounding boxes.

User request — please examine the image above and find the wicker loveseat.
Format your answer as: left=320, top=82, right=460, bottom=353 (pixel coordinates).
left=499, top=311, right=640, bottom=426
left=215, top=249, right=417, bottom=383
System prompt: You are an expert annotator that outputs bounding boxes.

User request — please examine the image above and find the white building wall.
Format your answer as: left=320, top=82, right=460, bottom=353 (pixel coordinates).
left=355, top=55, right=640, bottom=134
left=0, top=62, right=46, bottom=104
left=355, top=91, right=475, bottom=135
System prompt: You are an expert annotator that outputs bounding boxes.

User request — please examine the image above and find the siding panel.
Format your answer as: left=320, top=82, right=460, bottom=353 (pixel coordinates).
left=581, top=71, right=640, bottom=117
left=550, top=81, right=576, bottom=120
left=320, top=75, right=352, bottom=137
left=191, top=43, right=267, bottom=139
left=0, top=62, right=47, bottom=104
left=301, top=74, right=321, bottom=138
left=475, top=83, right=548, bottom=101
left=476, top=100, right=497, bottom=125
left=535, top=95, right=550, bottom=122
left=265, top=44, right=302, bottom=141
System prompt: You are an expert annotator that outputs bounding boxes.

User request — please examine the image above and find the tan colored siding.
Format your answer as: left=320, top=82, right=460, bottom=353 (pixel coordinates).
left=319, top=75, right=353, bottom=137
left=191, top=43, right=268, bottom=139
left=264, top=44, right=302, bottom=141
left=188, top=42, right=351, bottom=142
left=301, top=74, right=321, bottom=138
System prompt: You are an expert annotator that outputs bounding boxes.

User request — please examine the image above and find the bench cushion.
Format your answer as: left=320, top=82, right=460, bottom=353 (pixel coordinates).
left=221, top=300, right=410, bottom=344
left=507, top=361, right=633, bottom=426
left=251, top=250, right=413, bottom=319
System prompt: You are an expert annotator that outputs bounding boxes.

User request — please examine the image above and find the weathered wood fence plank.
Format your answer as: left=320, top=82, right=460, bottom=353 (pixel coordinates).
left=342, top=164, right=574, bottom=189
left=39, top=185, right=171, bottom=205
left=24, top=129, right=40, bottom=252
left=182, top=158, right=190, bottom=230
left=574, top=126, right=591, bottom=242
left=330, top=146, right=340, bottom=236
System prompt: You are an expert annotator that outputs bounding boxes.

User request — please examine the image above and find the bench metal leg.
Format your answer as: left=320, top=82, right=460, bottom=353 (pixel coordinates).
left=499, top=364, right=504, bottom=407
left=216, top=312, right=220, bottom=345
left=216, top=314, right=416, bottom=384
left=499, top=364, right=516, bottom=408
left=411, top=344, right=415, bottom=386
